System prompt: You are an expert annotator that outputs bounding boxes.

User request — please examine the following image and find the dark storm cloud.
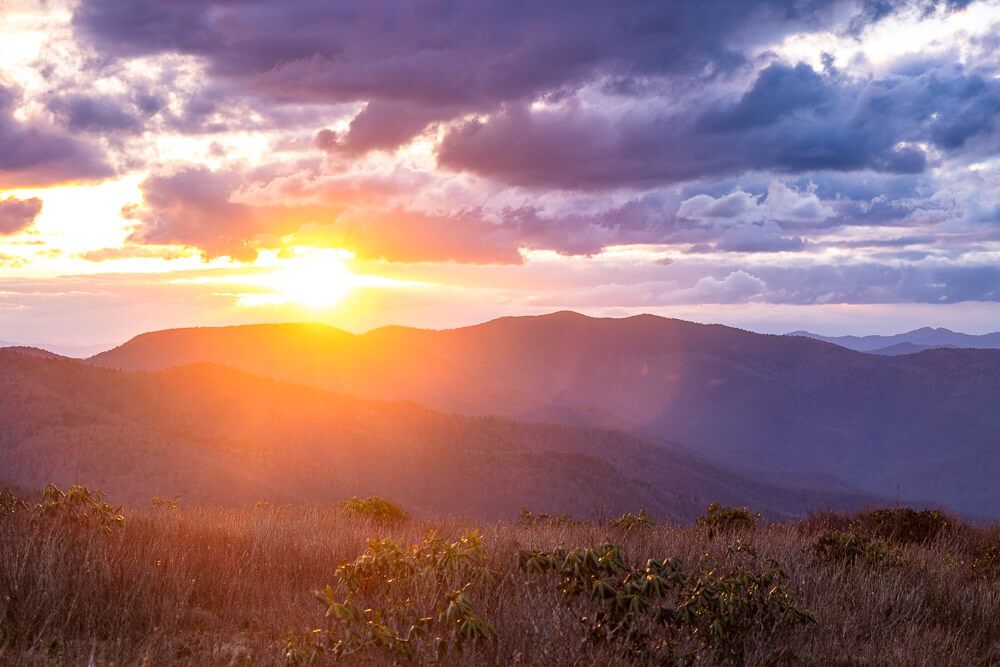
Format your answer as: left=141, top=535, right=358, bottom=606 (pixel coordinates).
left=73, top=0, right=841, bottom=151
left=439, top=61, right=1000, bottom=189
left=0, top=196, right=43, bottom=235
left=0, top=85, right=110, bottom=187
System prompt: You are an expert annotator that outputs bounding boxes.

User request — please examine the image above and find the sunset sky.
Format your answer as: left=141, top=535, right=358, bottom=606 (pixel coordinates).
left=1, top=0, right=999, bottom=349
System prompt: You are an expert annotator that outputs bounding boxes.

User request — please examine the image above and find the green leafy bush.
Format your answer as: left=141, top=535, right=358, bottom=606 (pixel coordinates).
left=610, top=509, right=653, bottom=531
left=290, top=531, right=493, bottom=663
left=519, top=541, right=814, bottom=663
left=696, top=502, right=761, bottom=534
left=811, top=530, right=902, bottom=569
left=862, top=508, right=952, bottom=544
left=668, top=560, right=815, bottom=662
left=340, top=496, right=407, bottom=525
left=34, top=484, right=124, bottom=533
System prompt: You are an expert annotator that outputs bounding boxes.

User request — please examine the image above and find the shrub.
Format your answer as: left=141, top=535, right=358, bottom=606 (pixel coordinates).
left=34, top=484, right=124, bottom=533
left=518, top=509, right=581, bottom=526
left=971, top=545, right=1000, bottom=578
left=610, top=509, right=653, bottom=531
left=340, top=496, right=407, bottom=525
left=795, top=509, right=858, bottom=535
left=519, top=541, right=814, bottom=663
left=811, top=530, right=902, bottom=569
left=290, top=531, right=493, bottom=663
left=668, top=560, right=815, bottom=662
left=861, top=508, right=952, bottom=544
left=696, top=502, right=761, bottom=534
left=0, top=489, right=28, bottom=516
left=151, top=494, right=181, bottom=510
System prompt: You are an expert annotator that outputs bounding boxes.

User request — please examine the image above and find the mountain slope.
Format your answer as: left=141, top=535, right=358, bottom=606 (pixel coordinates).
left=790, top=327, right=1000, bottom=353
left=89, top=313, right=1000, bottom=516
left=0, top=348, right=874, bottom=520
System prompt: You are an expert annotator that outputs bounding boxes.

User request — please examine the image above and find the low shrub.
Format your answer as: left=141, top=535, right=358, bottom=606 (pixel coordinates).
left=811, top=530, right=902, bottom=569
left=518, top=509, right=581, bottom=526
left=861, top=508, right=952, bottom=544
left=288, top=531, right=493, bottom=663
left=151, top=494, right=181, bottom=510
left=971, top=545, right=1000, bottom=578
left=610, top=509, right=653, bottom=531
left=696, top=502, right=761, bottom=534
left=340, top=496, right=407, bottom=525
left=0, top=489, right=28, bottom=516
left=519, top=541, right=814, bottom=663
left=34, top=484, right=124, bottom=533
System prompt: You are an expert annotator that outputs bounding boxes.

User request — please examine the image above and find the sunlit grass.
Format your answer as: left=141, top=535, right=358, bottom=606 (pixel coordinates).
left=2, top=487, right=999, bottom=665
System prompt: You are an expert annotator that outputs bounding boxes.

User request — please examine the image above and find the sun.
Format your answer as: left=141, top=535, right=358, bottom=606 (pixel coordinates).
left=229, top=248, right=357, bottom=310
left=263, top=251, right=355, bottom=309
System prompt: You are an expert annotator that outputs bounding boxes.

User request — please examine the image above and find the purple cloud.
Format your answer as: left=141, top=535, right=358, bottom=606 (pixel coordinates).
left=0, top=197, right=43, bottom=235
left=439, top=62, right=999, bottom=189
left=0, top=85, right=111, bottom=187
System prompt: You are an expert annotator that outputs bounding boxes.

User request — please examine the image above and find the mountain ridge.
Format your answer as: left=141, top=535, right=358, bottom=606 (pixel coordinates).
left=0, top=348, right=880, bottom=520
left=87, top=312, right=1000, bottom=516
left=789, top=326, right=1000, bottom=354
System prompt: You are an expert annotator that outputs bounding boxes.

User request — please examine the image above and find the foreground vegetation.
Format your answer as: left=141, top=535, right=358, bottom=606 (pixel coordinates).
left=1, top=486, right=999, bottom=665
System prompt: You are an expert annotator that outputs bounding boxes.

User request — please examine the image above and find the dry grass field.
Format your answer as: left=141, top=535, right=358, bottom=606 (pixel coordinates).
left=1, top=486, right=999, bottom=666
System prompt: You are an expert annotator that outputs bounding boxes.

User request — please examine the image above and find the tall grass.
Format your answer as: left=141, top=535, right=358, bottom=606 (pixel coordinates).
left=1, top=490, right=999, bottom=665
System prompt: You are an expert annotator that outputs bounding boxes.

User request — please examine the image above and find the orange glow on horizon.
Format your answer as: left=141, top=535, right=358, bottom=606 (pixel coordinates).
left=168, top=247, right=433, bottom=315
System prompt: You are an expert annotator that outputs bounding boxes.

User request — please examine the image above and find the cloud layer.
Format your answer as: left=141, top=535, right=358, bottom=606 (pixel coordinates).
left=0, top=0, right=997, bottom=326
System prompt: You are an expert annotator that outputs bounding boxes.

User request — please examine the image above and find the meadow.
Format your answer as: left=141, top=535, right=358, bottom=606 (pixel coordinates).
left=1, top=486, right=999, bottom=666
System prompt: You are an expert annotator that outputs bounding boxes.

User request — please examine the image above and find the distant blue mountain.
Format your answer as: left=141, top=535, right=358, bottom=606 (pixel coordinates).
left=788, top=327, right=1000, bottom=355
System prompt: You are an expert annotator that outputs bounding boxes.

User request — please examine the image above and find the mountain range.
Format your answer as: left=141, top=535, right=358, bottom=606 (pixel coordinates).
left=0, top=347, right=876, bottom=520
left=84, top=312, right=1000, bottom=517
left=790, top=327, right=1000, bottom=355
left=0, top=340, right=113, bottom=358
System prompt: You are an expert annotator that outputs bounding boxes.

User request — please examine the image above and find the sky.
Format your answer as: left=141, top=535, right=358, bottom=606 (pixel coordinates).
left=0, top=0, right=998, bottom=348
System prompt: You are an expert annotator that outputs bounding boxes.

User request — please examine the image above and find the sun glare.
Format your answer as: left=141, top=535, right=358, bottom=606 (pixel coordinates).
left=246, top=248, right=356, bottom=309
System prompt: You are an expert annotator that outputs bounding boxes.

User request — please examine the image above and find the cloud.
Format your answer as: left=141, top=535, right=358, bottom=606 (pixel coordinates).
left=316, top=101, right=447, bottom=154
left=55, top=0, right=1000, bottom=312
left=679, top=191, right=764, bottom=222
left=124, top=167, right=336, bottom=260
left=437, top=61, right=1000, bottom=189
left=677, top=180, right=833, bottom=228
left=124, top=166, right=528, bottom=263
left=674, top=270, right=768, bottom=303
left=698, top=63, right=830, bottom=131
left=714, top=221, right=806, bottom=252
left=0, top=85, right=111, bottom=187
left=0, top=196, right=43, bottom=235
left=80, top=246, right=191, bottom=262
left=327, top=208, right=523, bottom=264
left=72, top=0, right=838, bottom=153
left=46, top=92, right=153, bottom=133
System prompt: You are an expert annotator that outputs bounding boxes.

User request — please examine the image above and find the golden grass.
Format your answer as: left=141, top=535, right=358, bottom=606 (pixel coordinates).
left=1, top=501, right=999, bottom=665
